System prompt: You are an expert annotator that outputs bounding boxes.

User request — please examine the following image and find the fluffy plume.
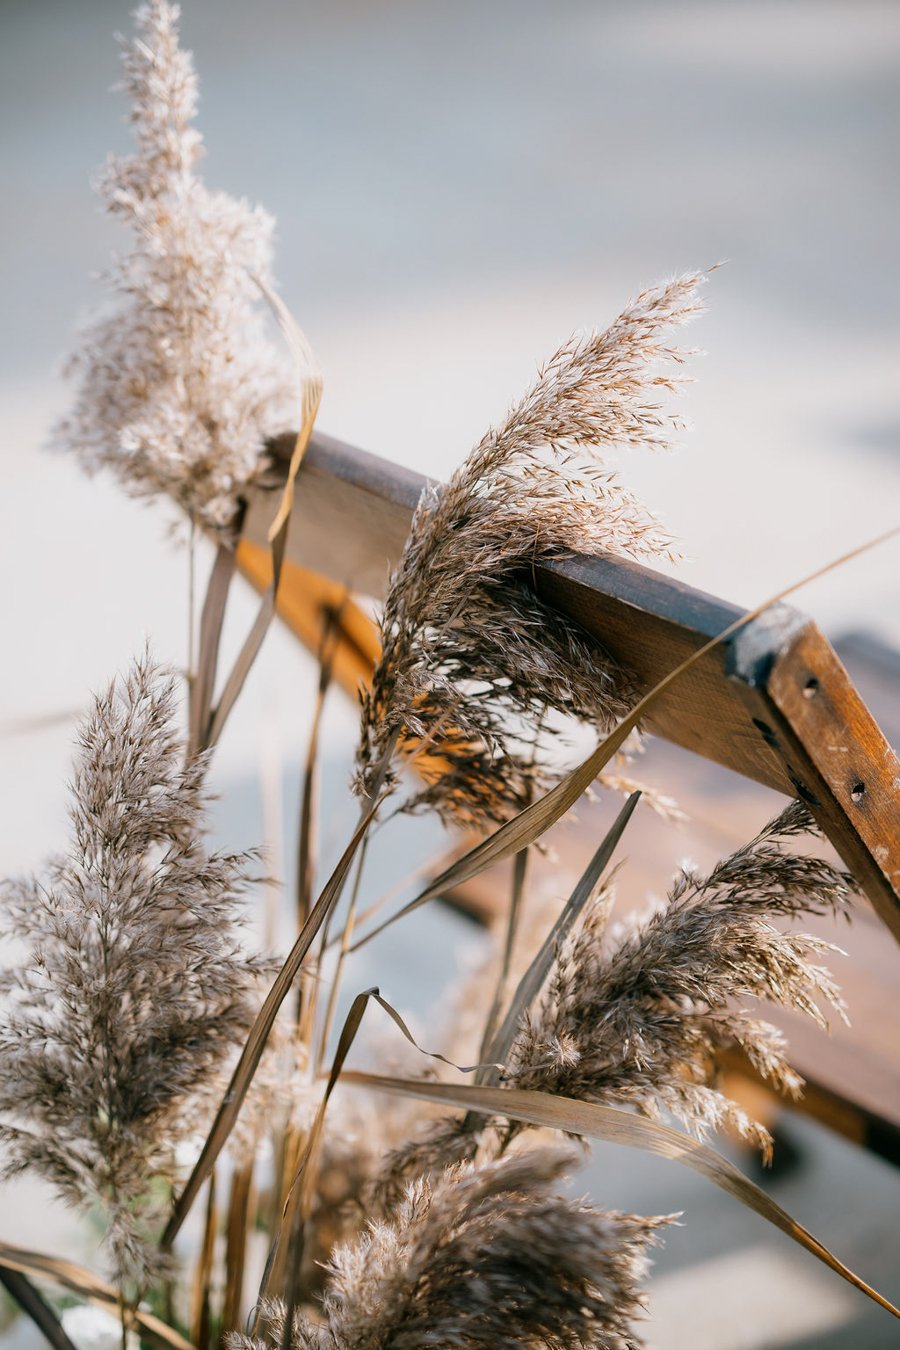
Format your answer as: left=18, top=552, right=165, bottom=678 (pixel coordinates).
left=0, top=655, right=268, bottom=1286
left=508, top=801, right=855, bottom=1157
left=357, top=273, right=704, bottom=828
left=238, top=1149, right=667, bottom=1349
left=54, top=0, right=294, bottom=532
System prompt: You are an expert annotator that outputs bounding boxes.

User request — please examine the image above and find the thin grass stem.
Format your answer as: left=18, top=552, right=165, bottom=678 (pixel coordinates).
left=478, top=846, right=529, bottom=1063
left=314, top=835, right=370, bottom=1074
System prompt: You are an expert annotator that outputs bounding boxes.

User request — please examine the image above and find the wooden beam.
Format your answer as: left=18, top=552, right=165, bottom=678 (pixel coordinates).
left=242, top=430, right=900, bottom=941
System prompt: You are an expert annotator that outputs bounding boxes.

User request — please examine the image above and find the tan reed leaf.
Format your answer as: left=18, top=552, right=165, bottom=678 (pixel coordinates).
left=0, top=1244, right=193, bottom=1350
left=54, top=0, right=297, bottom=534
left=222, top=1160, right=256, bottom=1336
left=480, top=793, right=639, bottom=1079
left=340, top=1072, right=900, bottom=1322
left=161, top=797, right=381, bottom=1251
left=189, top=1174, right=218, bottom=1350
left=0, top=1267, right=78, bottom=1350
left=202, top=283, right=323, bottom=753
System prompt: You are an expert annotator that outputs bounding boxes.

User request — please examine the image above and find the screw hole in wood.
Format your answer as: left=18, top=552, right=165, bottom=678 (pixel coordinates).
left=850, top=781, right=866, bottom=804
left=803, top=677, right=819, bottom=698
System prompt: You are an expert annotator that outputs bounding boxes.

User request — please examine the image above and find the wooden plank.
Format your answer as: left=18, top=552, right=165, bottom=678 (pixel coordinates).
left=241, top=436, right=900, bottom=1158
left=743, top=628, right=900, bottom=943
left=242, top=430, right=900, bottom=940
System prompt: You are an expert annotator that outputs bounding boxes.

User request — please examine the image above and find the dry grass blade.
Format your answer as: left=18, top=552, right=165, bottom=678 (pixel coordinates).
left=362, top=988, right=506, bottom=1075
left=308, top=982, right=501, bottom=1196
left=252, top=274, right=323, bottom=546
left=204, top=283, right=322, bottom=752
left=350, top=522, right=900, bottom=953
left=190, top=1174, right=217, bottom=1350
left=483, top=793, right=638, bottom=1077
left=0, top=1247, right=192, bottom=1350
left=0, top=1267, right=79, bottom=1350
left=221, top=1160, right=254, bottom=1338
left=261, top=984, right=505, bottom=1317
left=160, top=798, right=380, bottom=1249
left=205, top=525, right=288, bottom=750
left=314, top=836, right=369, bottom=1073
left=298, top=615, right=341, bottom=927
left=299, top=615, right=347, bottom=1041
left=189, top=539, right=238, bottom=755
left=257, top=987, right=377, bottom=1314
left=478, top=846, right=530, bottom=1063
left=341, top=1073, right=900, bottom=1320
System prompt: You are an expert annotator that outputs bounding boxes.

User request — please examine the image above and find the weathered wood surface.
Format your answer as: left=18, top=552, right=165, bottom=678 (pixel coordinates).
left=242, top=430, right=900, bottom=941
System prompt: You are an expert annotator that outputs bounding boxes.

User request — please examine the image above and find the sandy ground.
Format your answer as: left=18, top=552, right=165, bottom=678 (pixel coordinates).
left=1, top=2, right=899, bottom=1346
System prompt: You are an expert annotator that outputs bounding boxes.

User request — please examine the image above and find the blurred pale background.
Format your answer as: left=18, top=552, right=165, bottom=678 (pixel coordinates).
left=1, top=2, right=899, bottom=1347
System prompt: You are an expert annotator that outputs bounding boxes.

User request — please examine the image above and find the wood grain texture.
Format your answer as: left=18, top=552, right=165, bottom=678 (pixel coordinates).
left=762, top=627, right=900, bottom=941
left=243, top=429, right=900, bottom=938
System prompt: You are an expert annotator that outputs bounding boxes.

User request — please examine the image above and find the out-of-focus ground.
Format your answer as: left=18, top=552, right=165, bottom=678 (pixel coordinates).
left=1, top=2, right=899, bottom=1346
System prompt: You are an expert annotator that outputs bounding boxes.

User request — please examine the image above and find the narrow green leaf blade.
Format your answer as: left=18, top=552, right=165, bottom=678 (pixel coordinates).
left=0, top=1246, right=193, bottom=1350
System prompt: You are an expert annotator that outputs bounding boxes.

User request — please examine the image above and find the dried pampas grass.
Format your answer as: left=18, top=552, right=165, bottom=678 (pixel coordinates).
left=508, top=801, right=854, bottom=1158
left=0, top=654, right=268, bottom=1286
left=11, top=3, right=896, bottom=1343
left=375, top=801, right=855, bottom=1201
left=357, top=273, right=704, bottom=828
left=236, top=1149, right=668, bottom=1350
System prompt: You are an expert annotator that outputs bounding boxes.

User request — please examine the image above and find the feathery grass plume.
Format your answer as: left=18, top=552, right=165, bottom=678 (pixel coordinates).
left=356, top=273, right=704, bottom=828
left=508, top=801, right=855, bottom=1158
left=0, top=655, right=269, bottom=1287
left=290, top=1092, right=412, bottom=1302
left=237, top=1149, right=668, bottom=1350
left=54, top=0, right=294, bottom=533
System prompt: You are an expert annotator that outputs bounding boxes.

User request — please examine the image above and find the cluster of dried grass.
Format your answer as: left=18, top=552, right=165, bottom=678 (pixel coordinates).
left=356, top=275, right=701, bottom=828
left=1, top=4, right=895, bottom=1350
left=507, top=802, right=852, bottom=1157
